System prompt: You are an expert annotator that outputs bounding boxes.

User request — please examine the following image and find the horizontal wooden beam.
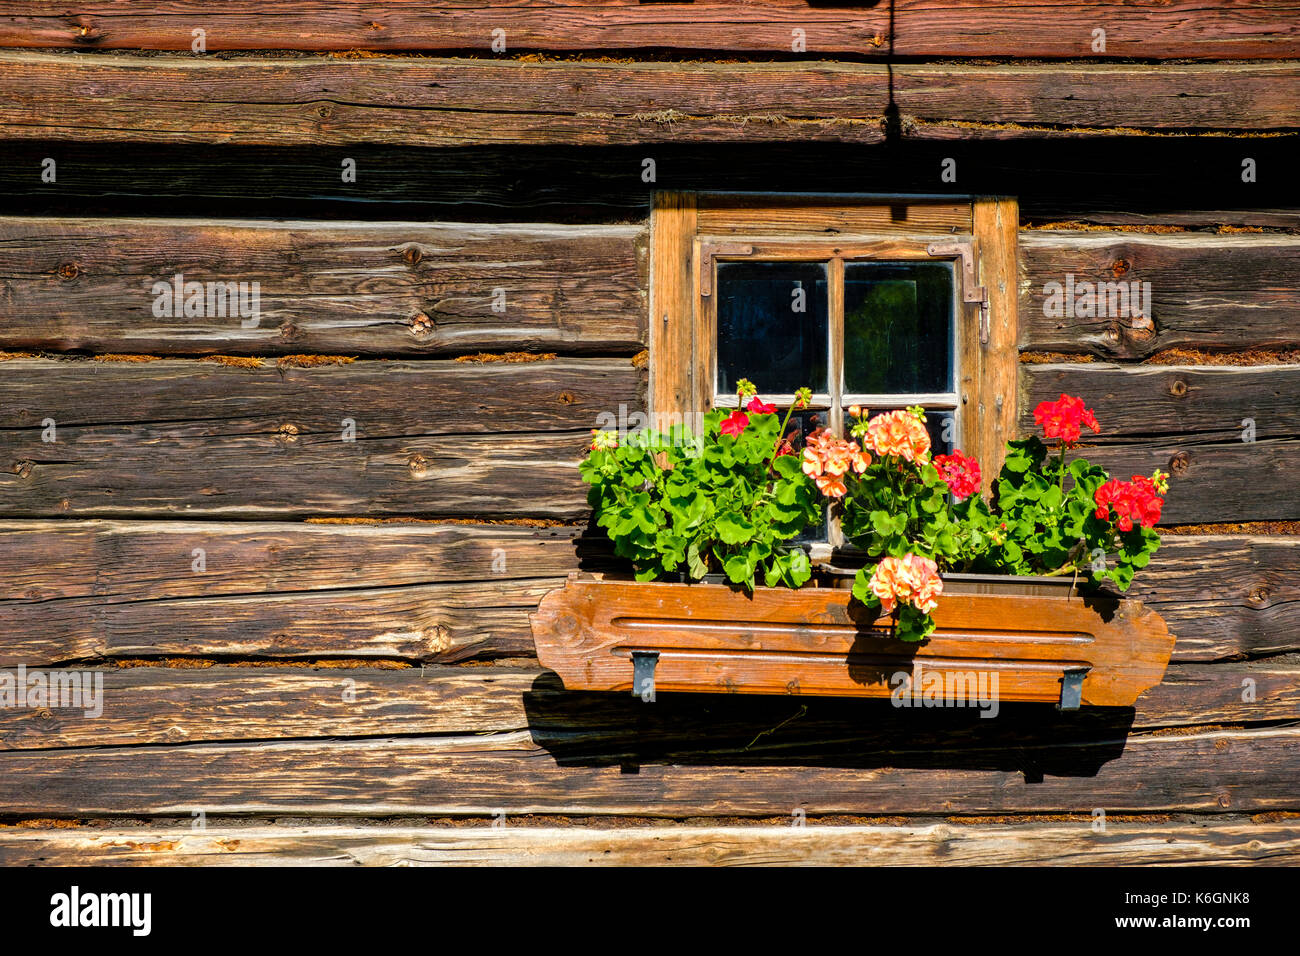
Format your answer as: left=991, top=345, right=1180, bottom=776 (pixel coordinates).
left=0, top=725, right=1293, bottom=816
left=0, top=821, right=1295, bottom=866
left=0, top=357, right=641, bottom=519
left=1020, top=233, right=1300, bottom=359
left=0, top=218, right=646, bottom=356
left=1, top=2, right=1296, bottom=59
left=0, top=658, right=1294, bottom=750
left=1, top=54, right=1296, bottom=146
left=0, top=523, right=1290, bottom=664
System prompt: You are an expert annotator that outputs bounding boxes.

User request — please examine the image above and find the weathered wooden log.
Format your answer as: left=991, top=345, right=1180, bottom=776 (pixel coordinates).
left=0, top=821, right=1295, bottom=867
left=0, top=725, right=1292, bottom=816
left=0, top=357, right=641, bottom=519
left=1, top=54, right=1296, bottom=146
left=1, top=1, right=1296, bottom=59
left=0, top=660, right=1293, bottom=751
left=1020, top=233, right=1300, bottom=358
left=0, top=218, right=646, bottom=356
left=531, top=576, right=1173, bottom=707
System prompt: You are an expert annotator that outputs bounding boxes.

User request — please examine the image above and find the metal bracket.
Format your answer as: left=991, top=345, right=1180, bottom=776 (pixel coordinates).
left=1058, top=666, right=1088, bottom=712
left=926, top=240, right=989, bottom=346
left=698, top=242, right=755, bottom=297
left=631, top=650, right=660, bottom=701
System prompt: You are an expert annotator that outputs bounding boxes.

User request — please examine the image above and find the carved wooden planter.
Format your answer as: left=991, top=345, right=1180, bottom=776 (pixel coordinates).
left=531, top=573, right=1174, bottom=709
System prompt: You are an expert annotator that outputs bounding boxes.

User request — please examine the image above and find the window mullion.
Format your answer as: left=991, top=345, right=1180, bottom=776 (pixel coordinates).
left=828, top=256, right=845, bottom=550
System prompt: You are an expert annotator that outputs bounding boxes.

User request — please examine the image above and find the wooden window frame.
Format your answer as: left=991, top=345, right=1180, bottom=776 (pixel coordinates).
left=648, top=191, right=1019, bottom=552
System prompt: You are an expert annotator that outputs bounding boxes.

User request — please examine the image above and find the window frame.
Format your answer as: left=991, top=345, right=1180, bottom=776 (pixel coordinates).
left=648, top=191, right=1019, bottom=557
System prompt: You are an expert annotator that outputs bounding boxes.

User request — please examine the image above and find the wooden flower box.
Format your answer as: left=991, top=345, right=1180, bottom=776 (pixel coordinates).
left=531, top=573, right=1174, bottom=709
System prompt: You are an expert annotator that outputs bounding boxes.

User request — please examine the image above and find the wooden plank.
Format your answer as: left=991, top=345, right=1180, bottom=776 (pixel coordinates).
left=1, top=578, right=559, bottom=667
left=0, top=658, right=1294, bottom=751
left=0, top=357, right=640, bottom=518
left=695, top=196, right=973, bottom=237
left=1020, top=233, right=1300, bottom=358
left=648, top=192, right=695, bottom=419
left=0, top=523, right=1287, bottom=665
left=1, top=55, right=1296, bottom=147
left=0, top=520, right=591, bottom=603
left=972, top=197, right=1019, bottom=487
left=1, top=2, right=1296, bottom=59
left=0, top=821, right=1296, bottom=866
left=1076, top=440, right=1300, bottom=525
left=532, top=576, right=1173, bottom=706
left=1022, top=364, right=1300, bottom=443
left=1134, top=536, right=1300, bottom=662
left=0, top=218, right=646, bottom=356
left=0, top=725, right=1293, bottom=816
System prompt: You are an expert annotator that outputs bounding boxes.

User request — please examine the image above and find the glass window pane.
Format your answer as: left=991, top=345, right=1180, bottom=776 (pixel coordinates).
left=716, top=261, right=828, bottom=396
left=843, top=261, right=953, bottom=394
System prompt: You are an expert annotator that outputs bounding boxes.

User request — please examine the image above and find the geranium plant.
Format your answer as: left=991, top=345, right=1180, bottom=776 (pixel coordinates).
left=810, top=395, right=1169, bottom=642
left=580, top=380, right=822, bottom=589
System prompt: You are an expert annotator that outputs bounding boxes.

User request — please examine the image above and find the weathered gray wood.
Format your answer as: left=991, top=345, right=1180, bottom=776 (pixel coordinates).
left=0, top=357, right=640, bottom=518
left=0, top=660, right=1293, bottom=751
left=0, top=821, right=1295, bottom=867
left=0, top=579, right=557, bottom=667
left=1069, top=440, right=1300, bottom=525
left=0, top=520, right=591, bottom=602
left=1, top=54, right=1296, bottom=146
left=1021, top=364, right=1300, bottom=443
left=0, top=218, right=646, bottom=355
left=1135, top=536, right=1300, bottom=662
left=0, top=725, right=1292, bottom=816
left=0, top=523, right=1289, bottom=663
left=1020, top=233, right=1300, bottom=358
left=3, top=1, right=1297, bottom=59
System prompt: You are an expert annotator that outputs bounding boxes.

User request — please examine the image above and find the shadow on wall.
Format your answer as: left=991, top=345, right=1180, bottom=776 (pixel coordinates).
left=522, top=672, right=1134, bottom=778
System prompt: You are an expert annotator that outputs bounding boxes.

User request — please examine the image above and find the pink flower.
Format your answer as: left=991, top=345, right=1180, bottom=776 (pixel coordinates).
left=746, top=397, right=778, bottom=415
left=862, top=410, right=931, bottom=463
left=720, top=410, right=749, bottom=437
left=801, top=427, right=870, bottom=498
left=869, top=554, right=943, bottom=616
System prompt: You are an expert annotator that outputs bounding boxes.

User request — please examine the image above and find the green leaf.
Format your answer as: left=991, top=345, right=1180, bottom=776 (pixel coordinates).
left=716, top=512, right=755, bottom=544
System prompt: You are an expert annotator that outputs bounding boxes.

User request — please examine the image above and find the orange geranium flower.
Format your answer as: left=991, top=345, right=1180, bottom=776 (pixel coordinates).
left=801, top=427, right=871, bottom=498
left=862, top=410, right=932, bottom=463
left=869, top=553, right=943, bottom=615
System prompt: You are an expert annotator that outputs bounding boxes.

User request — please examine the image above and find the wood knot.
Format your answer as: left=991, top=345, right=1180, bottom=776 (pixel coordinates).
left=1111, top=257, right=1131, bottom=277
left=277, top=423, right=300, bottom=442
left=56, top=262, right=80, bottom=281
left=36, top=709, right=53, bottom=720
left=1168, top=451, right=1190, bottom=476
left=409, top=311, right=434, bottom=336
left=1248, top=585, right=1270, bottom=605
left=1168, top=378, right=1188, bottom=398
left=1217, top=792, right=1231, bottom=807
left=12, top=460, right=33, bottom=479
left=316, top=103, right=334, bottom=119
left=556, top=390, right=577, bottom=405
left=407, top=453, right=428, bottom=477
left=278, top=321, right=303, bottom=342
left=401, top=245, right=423, bottom=266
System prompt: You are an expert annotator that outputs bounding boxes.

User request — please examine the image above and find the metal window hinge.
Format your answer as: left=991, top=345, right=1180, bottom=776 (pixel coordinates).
left=698, top=242, right=754, bottom=297
left=926, top=240, right=990, bottom=346
left=631, top=650, right=660, bottom=701
left=1057, top=666, right=1088, bottom=712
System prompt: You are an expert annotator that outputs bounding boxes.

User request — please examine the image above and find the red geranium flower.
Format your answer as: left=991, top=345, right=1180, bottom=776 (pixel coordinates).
left=1094, top=474, right=1165, bottom=532
left=933, top=450, right=982, bottom=501
left=746, top=397, right=778, bottom=415
left=1034, top=393, right=1100, bottom=446
left=719, top=409, right=749, bottom=437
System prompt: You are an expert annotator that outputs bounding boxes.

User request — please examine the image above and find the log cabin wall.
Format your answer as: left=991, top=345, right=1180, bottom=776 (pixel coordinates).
left=0, top=2, right=1297, bottom=865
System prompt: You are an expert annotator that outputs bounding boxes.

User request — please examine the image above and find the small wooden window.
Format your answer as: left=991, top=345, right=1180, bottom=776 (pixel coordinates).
left=648, top=192, right=1019, bottom=554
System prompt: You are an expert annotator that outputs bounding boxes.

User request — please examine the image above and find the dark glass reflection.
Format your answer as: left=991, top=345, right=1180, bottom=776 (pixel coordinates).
left=716, top=261, right=828, bottom=396
left=844, top=261, right=954, bottom=394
